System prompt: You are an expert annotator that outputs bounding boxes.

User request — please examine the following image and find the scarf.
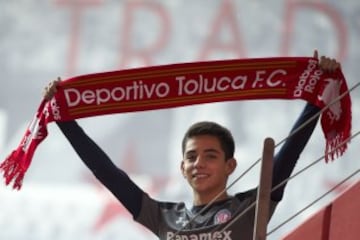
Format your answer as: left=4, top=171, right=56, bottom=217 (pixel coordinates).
left=0, top=57, right=352, bottom=190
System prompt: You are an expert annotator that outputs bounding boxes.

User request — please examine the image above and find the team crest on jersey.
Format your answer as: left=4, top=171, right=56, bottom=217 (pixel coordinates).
left=214, top=209, right=232, bottom=224
left=175, top=216, right=189, bottom=227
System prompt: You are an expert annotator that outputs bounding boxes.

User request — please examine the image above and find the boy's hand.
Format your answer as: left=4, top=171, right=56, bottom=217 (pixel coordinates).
left=313, top=49, right=341, bottom=73
left=43, top=77, right=61, bottom=101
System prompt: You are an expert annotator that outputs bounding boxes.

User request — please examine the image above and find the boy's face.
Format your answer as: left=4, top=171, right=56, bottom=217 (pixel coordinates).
left=181, top=135, right=236, bottom=197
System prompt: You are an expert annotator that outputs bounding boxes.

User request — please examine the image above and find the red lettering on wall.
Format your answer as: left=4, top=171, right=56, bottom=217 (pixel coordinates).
left=281, top=0, right=348, bottom=61
left=119, top=1, right=170, bottom=68
left=198, top=0, right=246, bottom=60
left=56, top=0, right=102, bottom=76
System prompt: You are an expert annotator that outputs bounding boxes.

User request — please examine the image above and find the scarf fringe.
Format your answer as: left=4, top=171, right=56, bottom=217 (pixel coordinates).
left=325, top=132, right=348, bottom=163
left=0, top=150, right=25, bottom=190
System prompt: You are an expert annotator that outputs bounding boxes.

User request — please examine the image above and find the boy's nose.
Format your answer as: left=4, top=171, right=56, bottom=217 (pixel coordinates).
left=194, top=156, right=205, bottom=168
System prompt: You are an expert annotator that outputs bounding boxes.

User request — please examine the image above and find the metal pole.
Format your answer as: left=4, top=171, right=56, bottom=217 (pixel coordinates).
left=253, top=137, right=275, bottom=240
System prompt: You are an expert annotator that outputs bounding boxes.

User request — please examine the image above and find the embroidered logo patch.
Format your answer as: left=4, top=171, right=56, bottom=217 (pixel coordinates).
left=175, top=216, right=189, bottom=227
left=214, top=209, right=232, bottom=224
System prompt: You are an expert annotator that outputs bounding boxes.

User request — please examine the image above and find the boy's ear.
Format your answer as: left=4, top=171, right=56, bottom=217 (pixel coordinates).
left=180, top=160, right=186, bottom=178
left=226, top=158, right=237, bottom=175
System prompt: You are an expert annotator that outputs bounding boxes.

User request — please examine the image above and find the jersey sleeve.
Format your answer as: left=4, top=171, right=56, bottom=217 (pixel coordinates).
left=135, top=193, right=163, bottom=236
left=271, top=102, right=320, bottom=201
left=56, top=120, right=145, bottom=218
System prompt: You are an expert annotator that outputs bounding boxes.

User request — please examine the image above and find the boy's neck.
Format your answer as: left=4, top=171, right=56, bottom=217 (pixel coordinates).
left=193, top=191, right=230, bottom=206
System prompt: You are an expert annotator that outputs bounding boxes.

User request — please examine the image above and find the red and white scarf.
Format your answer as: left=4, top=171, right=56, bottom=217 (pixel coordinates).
left=0, top=57, right=352, bottom=189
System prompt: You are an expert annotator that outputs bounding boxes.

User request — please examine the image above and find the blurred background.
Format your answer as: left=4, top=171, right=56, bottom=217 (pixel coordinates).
left=0, top=0, right=359, bottom=239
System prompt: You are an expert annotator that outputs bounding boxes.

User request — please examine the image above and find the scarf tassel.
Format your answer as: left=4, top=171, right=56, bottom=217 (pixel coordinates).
left=0, top=149, right=26, bottom=190
left=325, top=132, right=349, bottom=163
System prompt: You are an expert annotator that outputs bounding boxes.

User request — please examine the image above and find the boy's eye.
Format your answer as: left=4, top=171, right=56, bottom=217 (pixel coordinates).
left=203, top=154, right=219, bottom=161
left=186, top=154, right=197, bottom=162
left=206, top=154, right=217, bottom=159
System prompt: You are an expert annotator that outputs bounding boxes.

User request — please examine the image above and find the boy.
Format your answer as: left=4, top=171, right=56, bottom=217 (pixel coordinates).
left=43, top=51, right=340, bottom=239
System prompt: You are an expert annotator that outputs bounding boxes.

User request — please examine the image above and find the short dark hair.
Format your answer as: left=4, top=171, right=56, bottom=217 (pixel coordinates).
left=181, top=121, right=235, bottom=160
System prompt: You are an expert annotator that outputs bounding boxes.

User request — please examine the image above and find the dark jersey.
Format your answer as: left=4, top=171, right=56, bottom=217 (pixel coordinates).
left=57, top=103, right=320, bottom=240
left=136, top=189, right=277, bottom=240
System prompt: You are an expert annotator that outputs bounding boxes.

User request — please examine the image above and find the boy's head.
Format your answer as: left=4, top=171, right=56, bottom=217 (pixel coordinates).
left=182, top=121, right=235, bottom=161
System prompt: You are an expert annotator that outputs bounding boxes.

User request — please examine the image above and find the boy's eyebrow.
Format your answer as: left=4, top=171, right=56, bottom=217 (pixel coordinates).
left=204, top=149, right=221, bottom=154
left=185, top=148, right=221, bottom=155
